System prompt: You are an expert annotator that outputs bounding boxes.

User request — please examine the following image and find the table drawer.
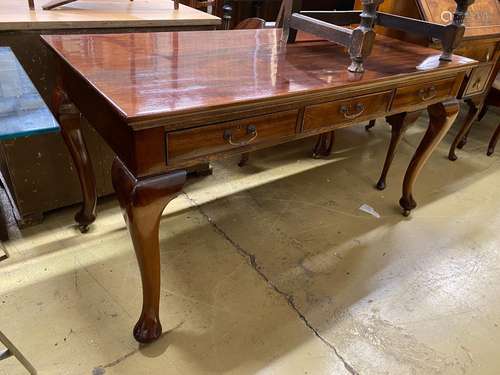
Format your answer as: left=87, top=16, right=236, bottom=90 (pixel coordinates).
left=166, top=110, right=298, bottom=162
left=391, top=77, right=456, bottom=110
left=464, top=63, right=495, bottom=96
left=303, top=91, right=392, bottom=131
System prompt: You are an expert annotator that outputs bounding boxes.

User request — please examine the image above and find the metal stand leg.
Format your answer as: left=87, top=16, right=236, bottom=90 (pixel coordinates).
left=0, top=331, right=37, bottom=374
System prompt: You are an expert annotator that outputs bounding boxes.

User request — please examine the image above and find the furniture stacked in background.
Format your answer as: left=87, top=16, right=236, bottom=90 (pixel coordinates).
left=219, top=0, right=354, bottom=30
left=0, top=0, right=219, bottom=228
left=347, top=0, right=499, bottom=189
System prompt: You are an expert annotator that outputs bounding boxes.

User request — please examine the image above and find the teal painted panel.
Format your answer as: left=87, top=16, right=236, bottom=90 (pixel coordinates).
left=0, top=47, right=59, bottom=140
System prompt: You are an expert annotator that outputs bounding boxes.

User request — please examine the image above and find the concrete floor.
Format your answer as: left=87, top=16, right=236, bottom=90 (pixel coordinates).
left=1, top=107, right=499, bottom=375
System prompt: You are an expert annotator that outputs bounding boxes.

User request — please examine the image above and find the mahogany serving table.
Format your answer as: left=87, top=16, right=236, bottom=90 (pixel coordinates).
left=42, top=29, right=477, bottom=343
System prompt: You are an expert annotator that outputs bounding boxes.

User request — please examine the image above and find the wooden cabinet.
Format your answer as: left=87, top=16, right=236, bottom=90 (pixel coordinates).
left=463, top=63, right=496, bottom=96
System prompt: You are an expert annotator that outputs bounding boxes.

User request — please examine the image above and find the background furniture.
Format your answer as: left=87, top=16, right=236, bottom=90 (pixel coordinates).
left=455, top=69, right=500, bottom=156
left=485, top=75, right=500, bottom=155
left=0, top=46, right=60, bottom=374
left=350, top=0, right=500, bottom=187
left=0, top=46, right=60, bottom=237
left=468, top=73, right=500, bottom=155
left=177, top=0, right=219, bottom=14
left=220, top=0, right=355, bottom=29
left=0, top=0, right=219, bottom=227
left=44, top=29, right=475, bottom=343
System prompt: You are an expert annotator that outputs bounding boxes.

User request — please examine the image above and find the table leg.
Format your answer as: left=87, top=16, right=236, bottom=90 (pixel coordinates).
left=238, top=152, right=250, bottom=167
left=187, top=162, right=213, bottom=177
left=365, top=119, right=376, bottom=131
left=400, top=100, right=459, bottom=216
left=53, top=93, right=97, bottom=233
left=448, top=98, right=484, bottom=161
left=312, top=131, right=335, bottom=159
left=111, top=158, right=186, bottom=343
left=376, top=111, right=421, bottom=191
left=487, top=122, right=500, bottom=156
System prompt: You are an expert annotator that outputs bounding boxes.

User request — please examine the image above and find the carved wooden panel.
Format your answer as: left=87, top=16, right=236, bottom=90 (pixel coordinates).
left=417, top=0, right=500, bottom=37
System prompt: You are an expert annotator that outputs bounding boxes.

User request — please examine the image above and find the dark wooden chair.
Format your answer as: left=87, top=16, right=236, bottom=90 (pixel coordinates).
left=485, top=88, right=500, bottom=156
left=465, top=74, right=500, bottom=156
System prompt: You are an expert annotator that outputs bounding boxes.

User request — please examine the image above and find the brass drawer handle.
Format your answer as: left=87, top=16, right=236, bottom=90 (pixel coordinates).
left=223, top=125, right=258, bottom=146
left=419, top=86, right=437, bottom=101
left=340, top=103, right=365, bottom=120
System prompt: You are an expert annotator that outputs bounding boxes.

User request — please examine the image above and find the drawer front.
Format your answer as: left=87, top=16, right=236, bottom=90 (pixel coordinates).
left=391, top=77, right=456, bottom=110
left=303, top=91, right=392, bottom=131
left=464, top=63, right=495, bottom=96
left=166, top=110, right=298, bottom=162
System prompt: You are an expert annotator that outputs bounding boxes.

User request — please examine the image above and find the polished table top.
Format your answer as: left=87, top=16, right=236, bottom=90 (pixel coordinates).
left=0, top=47, right=59, bottom=140
left=0, top=0, right=219, bottom=31
left=43, top=29, right=476, bottom=127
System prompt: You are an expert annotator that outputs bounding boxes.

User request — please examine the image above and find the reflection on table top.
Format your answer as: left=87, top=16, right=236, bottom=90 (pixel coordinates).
left=42, top=29, right=477, bottom=123
left=0, top=47, right=59, bottom=140
left=0, top=0, right=220, bottom=31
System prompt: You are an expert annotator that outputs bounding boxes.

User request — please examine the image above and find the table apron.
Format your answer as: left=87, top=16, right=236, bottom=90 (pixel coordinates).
left=162, top=71, right=466, bottom=171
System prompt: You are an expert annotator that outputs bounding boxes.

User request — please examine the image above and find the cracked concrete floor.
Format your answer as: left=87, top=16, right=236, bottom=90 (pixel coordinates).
left=1, top=106, right=500, bottom=375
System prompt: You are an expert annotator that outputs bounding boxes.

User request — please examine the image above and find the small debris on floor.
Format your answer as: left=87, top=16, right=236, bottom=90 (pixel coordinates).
left=359, top=204, right=381, bottom=219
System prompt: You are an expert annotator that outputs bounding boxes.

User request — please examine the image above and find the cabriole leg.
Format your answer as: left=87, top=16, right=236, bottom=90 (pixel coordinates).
left=487, top=122, right=500, bottom=156
left=376, top=111, right=421, bottom=190
left=365, top=119, right=376, bottom=131
left=239, top=152, right=250, bottom=167
left=448, top=98, right=483, bottom=161
left=312, top=131, right=335, bottom=159
left=111, top=158, right=186, bottom=343
left=400, top=100, right=460, bottom=216
left=53, top=89, right=97, bottom=233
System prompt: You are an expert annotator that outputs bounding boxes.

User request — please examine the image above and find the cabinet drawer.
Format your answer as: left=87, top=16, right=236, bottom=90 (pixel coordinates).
left=166, top=110, right=298, bottom=162
left=464, top=63, right=495, bottom=96
left=303, top=91, right=392, bottom=131
left=391, top=77, right=456, bottom=110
